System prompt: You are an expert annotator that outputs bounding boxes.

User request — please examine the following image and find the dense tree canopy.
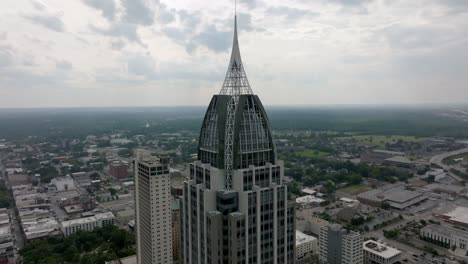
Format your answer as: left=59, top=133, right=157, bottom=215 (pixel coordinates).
left=20, top=225, right=135, bottom=264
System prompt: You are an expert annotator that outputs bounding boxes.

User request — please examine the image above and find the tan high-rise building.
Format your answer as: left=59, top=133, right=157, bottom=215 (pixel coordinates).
left=319, top=224, right=363, bottom=264
left=172, top=199, right=182, bottom=264
left=135, top=151, right=172, bottom=264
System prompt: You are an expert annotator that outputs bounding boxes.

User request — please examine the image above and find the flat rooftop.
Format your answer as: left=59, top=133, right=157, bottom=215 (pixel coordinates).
left=373, top=149, right=405, bottom=155
left=61, top=212, right=114, bottom=228
left=444, top=206, right=468, bottom=225
left=421, top=224, right=468, bottom=238
left=105, top=255, right=137, bottom=264
left=296, top=230, right=317, bottom=246
left=296, top=195, right=324, bottom=204
left=384, top=189, right=422, bottom=203
left=385, top=156, right=412, bottom=164
left=363, top=240, right=401, bottom=259
left=358, top=185, right=425, bottom=205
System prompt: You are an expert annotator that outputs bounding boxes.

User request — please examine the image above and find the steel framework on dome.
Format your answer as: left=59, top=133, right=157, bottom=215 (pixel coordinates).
left=222, top=15, right=254, bottom=189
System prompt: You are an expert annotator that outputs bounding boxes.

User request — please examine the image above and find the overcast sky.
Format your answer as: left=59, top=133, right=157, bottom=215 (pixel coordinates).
left=0, top=0, right=467, bottom=108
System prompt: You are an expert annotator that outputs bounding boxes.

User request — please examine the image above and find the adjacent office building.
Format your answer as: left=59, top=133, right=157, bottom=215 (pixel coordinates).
left=172, top=199, right=182, bottom=264
left=109, top=161, right=129, bottom=180
left=319, top=224, right=363, bottom=264
left=60, top=212, right=115, bottom=236
left=295, top=230, right=318, bottom=261
left=181, top=15, right=295, bottom=264
left=363, top=240, right=401, bottom=264
left=135, top=151, right=172, bottom=264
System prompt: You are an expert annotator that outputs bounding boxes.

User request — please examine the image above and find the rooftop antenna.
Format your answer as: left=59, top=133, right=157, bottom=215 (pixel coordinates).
left=235, top=0, right=237, bottom=17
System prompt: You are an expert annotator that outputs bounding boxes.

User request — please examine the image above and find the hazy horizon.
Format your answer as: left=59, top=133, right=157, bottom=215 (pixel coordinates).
left=0, top=102, right=468, bottom=110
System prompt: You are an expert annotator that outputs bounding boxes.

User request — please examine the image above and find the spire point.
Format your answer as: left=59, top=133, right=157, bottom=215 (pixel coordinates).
left=219, top=7, right=253, bottom=96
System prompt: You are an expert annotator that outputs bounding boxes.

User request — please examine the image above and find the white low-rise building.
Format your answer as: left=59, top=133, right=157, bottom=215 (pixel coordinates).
left=296, top=230, right=318, bottom=261
left=363, top=240, right=401, bottom=264
left=51, top=176, right=76, bottom=191
left=420, top=225, right=468, bottom=250
left=61, top=212, right=115, bottom=236
left=23, top=217, right=61, bottom=241
left=296, top=195, right=324, bottom=208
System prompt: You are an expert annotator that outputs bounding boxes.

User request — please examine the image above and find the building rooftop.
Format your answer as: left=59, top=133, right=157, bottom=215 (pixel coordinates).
left=358, top=185, right=426, bottom=209
left=385, top=156, right=412, bottom=164
left=301, top=187, right=317, bottom=195
left=61, top=212, right=114, bottom=228
left=444, top=206, right=468, bottom=225
left=105, top=255, right=136, bottom=264
left=296, top=230, right=317, bottom=246
left=426, top=183, right=465, bottom=194
left=384, top=189, right=422, bottom=203
left=296, top=195, right=324, bottom=204
left=421, top=224, right=468, bottom=238
left=373, top=149, right=405, bottom=155
left=363, top=240, right=401, bottom=259
left=340, top=197, right=358, bottom=203
left=52, top=176, right=73, bottom=182
left=0, top=226, right=11, bottom=237
left=116, top=209, right=134, bottom=218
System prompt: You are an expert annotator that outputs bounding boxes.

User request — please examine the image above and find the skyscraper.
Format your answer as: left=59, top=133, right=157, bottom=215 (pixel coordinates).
left=135, top=151, right=173, bottom=264
left=181, top=15, right=295, bottom=264
left=319, top=224, right=363, bottom=264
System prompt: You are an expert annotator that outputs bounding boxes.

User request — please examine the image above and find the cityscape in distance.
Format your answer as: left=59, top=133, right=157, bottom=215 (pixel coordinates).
left=1, top=1, right=468, bottom=264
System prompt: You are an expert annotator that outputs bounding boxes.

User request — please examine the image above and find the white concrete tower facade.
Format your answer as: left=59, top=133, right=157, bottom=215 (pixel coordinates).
left=135, top=151, right=173, bottom=264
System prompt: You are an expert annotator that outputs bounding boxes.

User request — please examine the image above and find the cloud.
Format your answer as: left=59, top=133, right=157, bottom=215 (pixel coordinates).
left=328, top=0, right=372, bottom=6
left=122, top=0, right=156, bottom=26
left=194, top=26, right=231, bottom=53
left=266, top=6, right=316, bottom=22
left=56, top=60, right=73, bottom=70
left=30, top=0, right=46, bottom=11
left=3, top=0, right=468, bottom=107
left=379, top=24, right=458, bottom=51
left=177, top=9, right=201, bottom=30
left=91, top=22, right=143, bottom=45
left=236, top=13, right=254, bottom=32
left=23, top=13, right=65, bottom=32
left=0, top=46, right=14, bottom=68
left=82, top=0, right=116, bottom=20
left=325, top=0, right=373, bottom=14
left=110, top=39, right=126, bottom=50
left=126, top=53, right=157, bottom=78
left=162, top=27, right=185, bottom=42
left=239, top=0, right=257, bottom=8
left=158, top=3, right=175, bottom=24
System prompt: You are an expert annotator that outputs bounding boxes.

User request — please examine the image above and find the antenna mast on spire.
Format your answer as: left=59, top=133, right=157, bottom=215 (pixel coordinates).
left=235, top=0, right=237, bottom=16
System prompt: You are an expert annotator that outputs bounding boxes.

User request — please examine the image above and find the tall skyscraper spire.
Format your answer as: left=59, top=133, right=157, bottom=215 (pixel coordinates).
left=219, top=15, right=253, bottom=96
left=182, top=9, right=295, bottom=264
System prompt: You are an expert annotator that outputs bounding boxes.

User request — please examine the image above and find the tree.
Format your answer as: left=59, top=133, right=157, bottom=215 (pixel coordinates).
left=108, top=188, right=118, bottom=196
left=383, top=229, right=399, bottom=239
left=21, top=225, right=135, bottom=264
left=351, top=216, right=365, bottom=226
left=89, top=172, right=100, bottom=180
left=288, top=181, right=301, bottom=196
left=381, top=202, right=391, bottom=210
left=324, top=180, right=336, bottom=194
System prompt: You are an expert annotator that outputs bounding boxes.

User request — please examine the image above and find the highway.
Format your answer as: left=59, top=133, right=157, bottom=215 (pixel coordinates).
left=430, top=147, right=468, bottom=182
